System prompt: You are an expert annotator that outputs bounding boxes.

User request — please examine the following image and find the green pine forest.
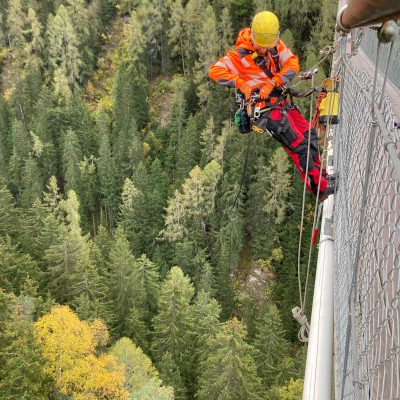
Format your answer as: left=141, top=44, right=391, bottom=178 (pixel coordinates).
left=0, top=0, right=337, bottom=399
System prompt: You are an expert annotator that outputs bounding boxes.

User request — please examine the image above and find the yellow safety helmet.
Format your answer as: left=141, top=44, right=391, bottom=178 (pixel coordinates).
left=251, top=11, right=280, bottom=48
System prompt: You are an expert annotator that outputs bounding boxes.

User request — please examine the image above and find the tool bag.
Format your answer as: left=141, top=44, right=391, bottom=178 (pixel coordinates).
left=234, top=108, right=251, bottom=134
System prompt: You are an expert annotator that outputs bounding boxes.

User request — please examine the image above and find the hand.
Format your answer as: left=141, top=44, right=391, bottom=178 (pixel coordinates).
left=259, top=79, right=276, bottom=99
left=236, top=79, right=252, bottom=100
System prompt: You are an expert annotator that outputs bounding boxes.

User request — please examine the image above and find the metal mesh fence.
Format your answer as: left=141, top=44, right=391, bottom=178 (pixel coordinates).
left=333, top=35, right=400, bottom=400
left=359, top=28, right=400, bottom=92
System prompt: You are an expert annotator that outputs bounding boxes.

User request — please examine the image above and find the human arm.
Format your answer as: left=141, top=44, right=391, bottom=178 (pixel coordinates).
left=209, top=52, right=253, bottom=99
left=272, top=40, right=300, bottom=86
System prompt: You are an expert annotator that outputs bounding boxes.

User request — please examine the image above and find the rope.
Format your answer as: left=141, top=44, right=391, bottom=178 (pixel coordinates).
left=292, top=306, right=310, bottom=342
left=293, top=75, right=316, bottom=343
left=293, top=40, right=339, bottom=342
left=303, top=82, right=335, bottom=309
left=289, top=38, right=343, bottom=90
left=296, top=75, right=315, bottom=310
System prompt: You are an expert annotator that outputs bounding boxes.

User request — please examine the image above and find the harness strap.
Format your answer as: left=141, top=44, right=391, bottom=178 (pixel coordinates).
left=252, top=47, right=281, bottom=77
left=235, top=46, right=281, bottom=77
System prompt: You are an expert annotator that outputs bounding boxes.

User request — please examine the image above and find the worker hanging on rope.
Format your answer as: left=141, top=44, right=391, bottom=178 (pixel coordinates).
left=209, top=11, right=337, bottom=200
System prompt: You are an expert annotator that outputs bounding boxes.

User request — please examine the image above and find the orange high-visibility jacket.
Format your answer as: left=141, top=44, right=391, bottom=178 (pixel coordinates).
left=209, top=27, right=300, bottom=90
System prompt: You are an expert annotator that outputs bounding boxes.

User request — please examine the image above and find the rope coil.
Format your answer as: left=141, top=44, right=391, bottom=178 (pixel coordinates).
left=292, top=306, right=310, bottom=342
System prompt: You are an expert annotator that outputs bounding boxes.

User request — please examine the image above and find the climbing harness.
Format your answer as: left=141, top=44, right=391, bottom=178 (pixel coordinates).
left=230, top=66, right=325, bottom=223
left=229, top=79, right=318, bottom=219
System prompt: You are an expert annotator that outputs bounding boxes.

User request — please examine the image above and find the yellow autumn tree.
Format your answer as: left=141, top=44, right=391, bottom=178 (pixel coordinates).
left=34, top=305, right=128, bottom=399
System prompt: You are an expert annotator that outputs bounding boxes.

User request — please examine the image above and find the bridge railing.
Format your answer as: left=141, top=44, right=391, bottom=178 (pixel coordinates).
left=333, top=29, right=400, bottom=400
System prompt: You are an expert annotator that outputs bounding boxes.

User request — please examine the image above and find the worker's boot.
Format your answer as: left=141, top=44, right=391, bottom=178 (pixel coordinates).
left=319, top=177, right=338, bottom=201
left=322, top=171, right=337, bottom=182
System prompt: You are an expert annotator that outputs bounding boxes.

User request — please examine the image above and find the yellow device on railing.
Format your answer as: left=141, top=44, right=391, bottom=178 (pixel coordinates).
left=319, top=78, right=339, bottom=125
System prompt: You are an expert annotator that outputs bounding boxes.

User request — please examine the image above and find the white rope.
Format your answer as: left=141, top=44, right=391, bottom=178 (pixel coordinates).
left=292, top=306, right=310, bottom=342
left=293, top=40, right=339, bottom=342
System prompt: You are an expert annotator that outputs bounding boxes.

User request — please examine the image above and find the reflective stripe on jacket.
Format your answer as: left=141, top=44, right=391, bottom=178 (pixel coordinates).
left=209, top=27, right=300, bottom=90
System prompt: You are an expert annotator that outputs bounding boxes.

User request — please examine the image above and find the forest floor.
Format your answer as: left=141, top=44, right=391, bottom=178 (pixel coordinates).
left=235, top=244, right=275, bottom=304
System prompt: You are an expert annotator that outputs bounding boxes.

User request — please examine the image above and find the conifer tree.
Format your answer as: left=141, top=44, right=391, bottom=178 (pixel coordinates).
left=165, top=76, right=187, bottom=181
left=263, top=147, right=293, bottom=224
left=0, top=237, right=40, bottom=295
left=71, top=244, right=111, bottom=324
left=152, top=267, right=194, bottom=395
left=247, top=156, right=278, bottom=258
left=0, top=295, right=53, bottom=400
left=0, top=185, right=19, bottom=237
left=67, top=93, right=98, bottom=157
left=191, top=290, right=221, bottom=394
left=200, top=116, right=216, bottom=167
left=33, top=213, right=63, bottom=264
left=118, top=177, right=145, bottom=252
left=62, top=128, right=81, bottom=193
left=66, top=0, right=95, bottom=80
left=158, top=352, right=187, bottom=400
left=185, top=0, right=208, bottom=71
left=219, top=7, right=233, bottom=54
left=0, top=96, right=10, bottom=176
left=97, top=109, right=119, bottom=228
left=161, top=161, right=222, bottom=243
left=145, top=158, right=169, bottom=254
left=282, top=28, right=296, bottom=52
left=126, top=306, right=148, bottom=351
left=6, top=0, right=25, bottom=52
left=96, top=0, right=115, bottom=26
left=132, top=254, right=160, bottom=327
left=196, top=318, right=263, bottom=400
left=44, top=191, right=88, bottom=302
left=114, top=116, right=143, bottom=179
left=46, top=5, right=82, bottom=101
left=77, top=156, right=98, bottom=227
left=168, top=0, right=187, bottom=75
left=17, top=199, right=47, bottom=255
left=8, top=119, right=32, bottom=199
left=113, top=11, right=148, bottom=130
left=197, top=261, right=215, bottom=295
left=20, top=155, right=43, bottom=208
left=30, top=88, right=59, bottom=182
left=107, top=228, right=137, bottom=337
left=175, top=113, right=202, bottom=186
left=92, top=225, right=113, bottom=274
left=253, top=302, right=291, bottom=387
left=137, top=0, right=165, bottom=73
left=113, top=60, right=148, bottom=133
left=213, top=218, right=241, bottom=319
left=25, top=8, right=43, bottom=62
left=194, top=5, right=219, bottom=103
left=192, top=290, right=221, bottom=355
left=10, top=61, right=43, bottom=128
left=120, top=9, right=146, bottom=64
left=41, top=175, right=62, bottom=212
left=125, top=254, right=160, bottom=352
